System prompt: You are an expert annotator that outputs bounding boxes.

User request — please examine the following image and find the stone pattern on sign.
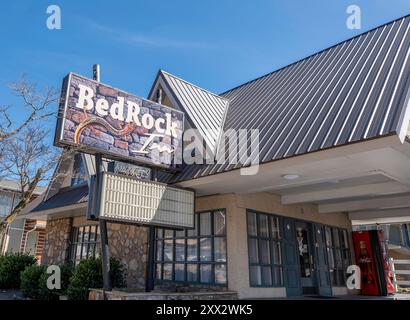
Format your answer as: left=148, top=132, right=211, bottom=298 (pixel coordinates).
left=61, top=74, right=183, bottom=168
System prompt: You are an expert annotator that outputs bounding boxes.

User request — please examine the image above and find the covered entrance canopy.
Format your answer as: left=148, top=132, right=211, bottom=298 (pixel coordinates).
left=177, top=134, right=410, bottom=225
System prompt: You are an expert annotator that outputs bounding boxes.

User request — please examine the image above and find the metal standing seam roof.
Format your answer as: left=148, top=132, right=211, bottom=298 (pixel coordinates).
left=160, top=70, right=229, bottom=154
left=167, top=14, right=410, bottom=183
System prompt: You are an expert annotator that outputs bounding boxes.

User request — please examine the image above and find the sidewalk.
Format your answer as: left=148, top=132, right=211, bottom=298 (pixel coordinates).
left=0, top=290, right=25, bottom=300
left=279, top=293, right=410, bottom=300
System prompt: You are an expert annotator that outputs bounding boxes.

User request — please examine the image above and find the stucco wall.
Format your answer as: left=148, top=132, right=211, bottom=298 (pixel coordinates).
left=195, top=192, right=353, bottom=299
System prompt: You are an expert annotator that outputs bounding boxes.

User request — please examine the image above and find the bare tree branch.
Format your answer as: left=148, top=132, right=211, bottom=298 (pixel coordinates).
left=0, top=126, right=60, bottom=229
left=0, top=75, right=58, bottom=143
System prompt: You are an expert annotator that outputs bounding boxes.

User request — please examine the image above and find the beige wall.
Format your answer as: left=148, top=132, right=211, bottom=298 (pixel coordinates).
left=196, top=192, right=353, bottom=299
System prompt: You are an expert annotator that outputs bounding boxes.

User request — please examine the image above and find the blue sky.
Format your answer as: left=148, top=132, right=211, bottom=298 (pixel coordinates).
left=0, top=0, right=409, bottom=137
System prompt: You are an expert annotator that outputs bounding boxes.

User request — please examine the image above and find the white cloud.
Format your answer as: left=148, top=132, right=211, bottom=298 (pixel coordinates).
left=84, top=20, right=214, bottom=50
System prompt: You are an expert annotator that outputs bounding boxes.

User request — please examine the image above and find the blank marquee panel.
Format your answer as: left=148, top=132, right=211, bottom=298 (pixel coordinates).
left=98, top=172, right=194, bottom=229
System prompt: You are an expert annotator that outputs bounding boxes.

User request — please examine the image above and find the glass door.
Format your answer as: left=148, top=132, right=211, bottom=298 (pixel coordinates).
left=295, top=222, right=317, bottom=294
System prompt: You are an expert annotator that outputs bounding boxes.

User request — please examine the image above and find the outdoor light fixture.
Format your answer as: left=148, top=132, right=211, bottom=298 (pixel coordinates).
left=282, top=174, right=300, bottom=180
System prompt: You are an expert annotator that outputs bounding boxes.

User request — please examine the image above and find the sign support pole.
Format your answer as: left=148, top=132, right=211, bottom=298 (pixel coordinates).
left=145, top=169, right=157, bottom=292
left=93, top=64, right=112, bottom=295
left=145, top=90, right=162, bottom=292
left=97, top=155, right=112, bottom=293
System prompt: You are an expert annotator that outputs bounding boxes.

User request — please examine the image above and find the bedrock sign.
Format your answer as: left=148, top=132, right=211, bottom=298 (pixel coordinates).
left=55, top=73, right=260, bottom=174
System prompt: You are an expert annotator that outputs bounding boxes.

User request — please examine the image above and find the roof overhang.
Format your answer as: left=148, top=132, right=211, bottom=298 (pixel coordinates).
left=176, top=134, right=410, bottom=223
left=21, top=203, right=87, bottom=221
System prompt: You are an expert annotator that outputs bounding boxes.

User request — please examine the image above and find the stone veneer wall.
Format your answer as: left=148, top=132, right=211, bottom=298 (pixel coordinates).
left=89, top=289, right=237, bottom=300
left=154, top=283, right=227, bottom=293
left=41, top=217, right=148, bottom=289
left=106, top=222, right=148, bottom=289
left=42, top=218, right=73, bottom=265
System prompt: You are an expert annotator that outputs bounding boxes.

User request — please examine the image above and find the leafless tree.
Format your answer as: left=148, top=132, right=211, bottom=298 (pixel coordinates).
left=0, top=75, right=58, bottom=143
left=0, top=126, right=60, bottom=227
left=0, top=75, right=62, bottom=229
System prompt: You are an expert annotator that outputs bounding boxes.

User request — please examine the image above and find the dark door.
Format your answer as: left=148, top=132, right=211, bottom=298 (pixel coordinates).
left=282, top=218, right=302, bottom=296
left=295, top=222, right=317, bottom=294
left=313, top=224, right=332, bottom=296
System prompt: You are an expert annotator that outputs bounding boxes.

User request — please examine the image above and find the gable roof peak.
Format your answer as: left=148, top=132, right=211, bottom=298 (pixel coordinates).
left=159, top=69, right=229, bottom=102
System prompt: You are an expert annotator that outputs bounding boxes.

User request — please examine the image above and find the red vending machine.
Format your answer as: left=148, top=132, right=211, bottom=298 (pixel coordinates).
left=352, top=230, right=395, bottom=296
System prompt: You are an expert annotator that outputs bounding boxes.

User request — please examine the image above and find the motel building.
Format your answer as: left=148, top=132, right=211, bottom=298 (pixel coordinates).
left=23, top=15, right=410, bottom=299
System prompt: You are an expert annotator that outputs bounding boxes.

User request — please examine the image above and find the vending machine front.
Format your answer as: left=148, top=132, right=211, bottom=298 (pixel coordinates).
left=352, top=230, right=395, bottom=296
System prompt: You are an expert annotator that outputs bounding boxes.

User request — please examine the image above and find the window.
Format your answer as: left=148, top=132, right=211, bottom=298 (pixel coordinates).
left=69, top=225, right=100, bottom=264
left=155, top=209, right=227, bottom=285
left=405, top=224, right=410, bottom=247
left=247, top=211, right=283, bottom=287
left=325, top=226, right=351, bottom=286
left=71, top=154, right=87, bottom=186
left=0, top=192, right=14, bottom=217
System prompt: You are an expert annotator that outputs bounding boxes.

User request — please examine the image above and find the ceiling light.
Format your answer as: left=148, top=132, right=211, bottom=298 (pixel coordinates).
left=282, top=174, right=300, bottom=180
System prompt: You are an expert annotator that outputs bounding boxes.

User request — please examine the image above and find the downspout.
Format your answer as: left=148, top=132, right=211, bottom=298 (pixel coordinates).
left=22, top=223, right=38, bottom=256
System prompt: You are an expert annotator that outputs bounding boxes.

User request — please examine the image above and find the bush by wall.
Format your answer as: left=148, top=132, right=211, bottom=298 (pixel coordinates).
left=67, top=257, right=126, bottom=300
left=0, top=253, right=37, bottom=289
left=38, top=263, right=74, bottom=300
left=20, top=265, right=47, bottom=299
left=20, top=263, right=74, bottom=300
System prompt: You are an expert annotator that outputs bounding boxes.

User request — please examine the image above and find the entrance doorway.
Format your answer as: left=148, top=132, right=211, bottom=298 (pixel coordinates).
left=283, top=219, right=332, bottom=297
left=295, top=222, right=316, bottom=295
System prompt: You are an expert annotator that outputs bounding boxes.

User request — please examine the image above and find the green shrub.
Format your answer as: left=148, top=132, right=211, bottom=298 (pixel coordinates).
left=21, top=263, right=75, bottom=300
left=67, top=257, right=126, bottom=300
left=110, top=257, right=126, bottom=289
left=20, top=265, right=47, bottom=299
left=0, top=253, right=37, bottom=289
left=38, top=263, right=74, bottom=300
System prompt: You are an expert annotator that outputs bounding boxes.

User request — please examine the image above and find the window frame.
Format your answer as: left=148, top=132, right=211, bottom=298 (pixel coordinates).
left=246, top=210, right=351, bottom=289
left=69, top=224, right=100, bottom=264
left=154, top=209, right=228, bottom=286
left=70, top=153, right=88, bottom=187
left=324, top=226, right=351, bottom=287
left=246, top=209, right=284, bottom=288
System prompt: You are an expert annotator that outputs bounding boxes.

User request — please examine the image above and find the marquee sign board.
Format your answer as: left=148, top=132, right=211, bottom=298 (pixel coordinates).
left=88, top=172, right=195, bottom=229
left=54, top=73, right=184, bottom=171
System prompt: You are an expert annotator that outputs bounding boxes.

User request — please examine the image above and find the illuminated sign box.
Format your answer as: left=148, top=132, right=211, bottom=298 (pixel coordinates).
left=89, top=172, right=195, bottom=229
left=54, top=73, right=184, bottom=171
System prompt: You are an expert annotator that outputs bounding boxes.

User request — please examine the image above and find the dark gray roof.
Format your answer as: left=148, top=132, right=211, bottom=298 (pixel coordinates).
left=32, top=185, right=88, bottom=212
left=169, top=15, right=410, bottom=182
